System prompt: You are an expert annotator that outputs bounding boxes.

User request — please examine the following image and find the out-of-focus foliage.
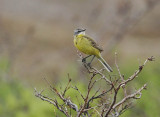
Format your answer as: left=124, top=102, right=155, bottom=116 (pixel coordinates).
left=0, top=59, right=55, bottom=117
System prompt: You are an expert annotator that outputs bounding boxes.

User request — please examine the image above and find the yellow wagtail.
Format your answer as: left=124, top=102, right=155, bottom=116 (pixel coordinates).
left=74, top=28, right=113, bottom=72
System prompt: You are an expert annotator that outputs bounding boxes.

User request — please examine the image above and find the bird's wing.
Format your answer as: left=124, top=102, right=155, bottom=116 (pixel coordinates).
left=83, top=35, right=103, bottom=52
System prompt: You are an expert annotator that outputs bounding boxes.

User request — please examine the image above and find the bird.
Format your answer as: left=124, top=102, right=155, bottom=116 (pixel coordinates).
left=73, top=28, right=113, bottom=72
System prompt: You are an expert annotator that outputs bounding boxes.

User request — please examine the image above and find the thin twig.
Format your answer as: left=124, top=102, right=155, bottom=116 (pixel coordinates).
left=62, top=75, right=72, bottom=97
left=115, top=52, right=127, bottom=97
left=117, top=56, right=154, bottom=90
left=34, top=88, right=70, bottom=117
left=112, top=84, right=147, bottom=109
left=104, top=56, right=154, bottom=117
left=86, top=86, right=113, bottom=109
left=77, top=74, right=96, bottom=117
left=43, top=78, right=79, bottom=112
left=72, top=86, right=85, bottom=100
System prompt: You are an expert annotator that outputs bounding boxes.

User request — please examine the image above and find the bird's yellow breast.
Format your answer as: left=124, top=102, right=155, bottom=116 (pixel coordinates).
left=74, top=34, right=100, bottom=57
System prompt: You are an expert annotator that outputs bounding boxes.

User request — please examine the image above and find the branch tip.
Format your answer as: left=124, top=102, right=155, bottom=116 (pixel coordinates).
left=148, top=56, right=155, bottom=61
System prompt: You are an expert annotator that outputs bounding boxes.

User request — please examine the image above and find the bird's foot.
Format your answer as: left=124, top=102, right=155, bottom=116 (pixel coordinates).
left=82, top=58, right=86, bottom=63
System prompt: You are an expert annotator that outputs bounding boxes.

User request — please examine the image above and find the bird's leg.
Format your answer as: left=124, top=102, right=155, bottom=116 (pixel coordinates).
left=82, top=55, right=92, bottom=63
left=87, top=55, right=95, bottom=67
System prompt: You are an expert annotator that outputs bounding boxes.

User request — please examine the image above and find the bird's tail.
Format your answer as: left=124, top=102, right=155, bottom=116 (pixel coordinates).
left=97, top=55, right=113, bottom=72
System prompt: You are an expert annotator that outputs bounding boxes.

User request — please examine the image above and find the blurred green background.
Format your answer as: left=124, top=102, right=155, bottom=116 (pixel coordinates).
left=0, top=0, right=160, bottom=117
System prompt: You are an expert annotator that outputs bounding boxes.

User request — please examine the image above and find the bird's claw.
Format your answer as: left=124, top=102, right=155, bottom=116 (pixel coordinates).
left=82, top=58, right=86, bottom=63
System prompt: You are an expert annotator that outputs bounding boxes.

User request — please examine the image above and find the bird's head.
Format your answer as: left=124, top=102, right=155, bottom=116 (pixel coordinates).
left=74, top=28, right=86, bottom=36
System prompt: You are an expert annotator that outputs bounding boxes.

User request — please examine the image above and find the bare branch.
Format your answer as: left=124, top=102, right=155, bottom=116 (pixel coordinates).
left=62, top=75, right=72, bottom=97
left=115, top=52, right=127, bottom=97
left=112, top=84, right=147, bottom=109
left=119, top=102, right=132, bottom=115
left=72, top=86, right=85, bottom=100
left=77, top=73, right=96, bottom=117
left=105, top=87, right=118, bottom=117
left=117, top=56, right=154, bottom=90
left=43, top=78, right=79, bottom=112
left=86, top=86, right=113, bottom=109
left=92, top=67, right=112, bottom=85
left=35, top=56, right=154, bottom=117
left=104, top=56, right=154, bottom=117
left=34, top=88, right=70, bottom=117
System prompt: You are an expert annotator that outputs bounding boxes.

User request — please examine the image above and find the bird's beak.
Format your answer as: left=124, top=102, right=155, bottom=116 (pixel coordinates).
left=82, top=29, right=86, bottom=31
